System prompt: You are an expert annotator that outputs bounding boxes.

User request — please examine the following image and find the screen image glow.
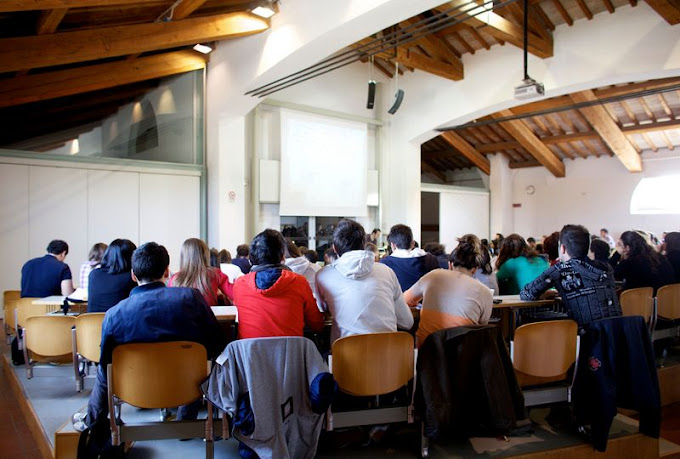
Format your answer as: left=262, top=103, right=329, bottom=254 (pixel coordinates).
left=630, top=175, right=680, bottom=215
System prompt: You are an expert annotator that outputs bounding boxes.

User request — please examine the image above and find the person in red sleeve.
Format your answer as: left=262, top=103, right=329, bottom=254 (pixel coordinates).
left=234, top=229, right=324, bottom=338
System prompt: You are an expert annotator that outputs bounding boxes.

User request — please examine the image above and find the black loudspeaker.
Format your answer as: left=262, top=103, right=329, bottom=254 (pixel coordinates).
left=388, top=89, right=404, bottom=114
left=366, top=81, right=376, bottom=109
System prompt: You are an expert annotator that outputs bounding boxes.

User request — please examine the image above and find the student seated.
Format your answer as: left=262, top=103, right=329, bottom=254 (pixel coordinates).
left=610, top=230, right=675, bottom=294
left=405, top=234, right=493, bottom=347
left=495, top=234, right=548, bottom=295
left=79, top=243, right=107, bottom=291
left=232, top=244, right=252, bottom=274
left=169, top=238, right=234, bottom=306
left=233, top=229, right=324, bottom=338
left=21, top=239, right=74, bottom=297
left=88, top=239, right=137, bottom=313
left=379, top=224, right=440, bottom=291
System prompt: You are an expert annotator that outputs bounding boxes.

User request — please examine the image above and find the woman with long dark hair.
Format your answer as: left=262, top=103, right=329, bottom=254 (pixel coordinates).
left=87, top=239, right=137, bottom=313
left=611, top=230, right=674, bottom=293
left=404, top=234, right=493, bottom=346
left=495, top=233, right=548, bottom=295
left=169, top=238, right=234, bottom=305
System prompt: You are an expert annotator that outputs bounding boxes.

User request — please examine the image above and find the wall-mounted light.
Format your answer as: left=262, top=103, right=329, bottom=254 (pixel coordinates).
left=251, top=1, right=278, bottom=18
left=192, top=43, right=213, bottom=54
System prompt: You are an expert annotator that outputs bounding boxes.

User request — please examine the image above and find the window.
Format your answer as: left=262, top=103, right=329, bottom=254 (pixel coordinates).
left=630, top=176, right=680, bottom=215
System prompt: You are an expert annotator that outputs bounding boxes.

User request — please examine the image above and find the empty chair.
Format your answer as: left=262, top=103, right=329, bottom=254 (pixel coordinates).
left=72, top=313, right=106, bottom=391
left=14, top=297, right=47, bottom=333
left=620, top=287, right=655, bottom=333
left=3, top=290, right=20, bottom=343
left=326, top=331, right=416, bottom=430
left=654, top=283, right=680, bottom=341
left=22, top=315, right=76, bottom=378
left=511, top=319, right=579, bottom=407
left=107, top=341, right=215, bottom=458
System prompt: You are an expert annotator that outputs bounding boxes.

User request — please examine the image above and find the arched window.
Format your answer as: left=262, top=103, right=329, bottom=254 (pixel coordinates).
left=630, top=176, right=680, bottom=215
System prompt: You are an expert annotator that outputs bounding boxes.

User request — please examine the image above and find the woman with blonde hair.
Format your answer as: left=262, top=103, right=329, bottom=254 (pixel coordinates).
left=169, top=238, right=234, bottom=305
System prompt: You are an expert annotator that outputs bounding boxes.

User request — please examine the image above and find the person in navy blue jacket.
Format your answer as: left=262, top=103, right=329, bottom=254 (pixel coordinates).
left=380, top=224, right=439, bottom=291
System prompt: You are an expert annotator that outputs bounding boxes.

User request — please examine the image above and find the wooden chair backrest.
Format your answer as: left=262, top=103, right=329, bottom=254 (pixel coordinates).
left=331, top=332, right=414, bottom=396
left=15, top=297, right=44, bottom=328
left=111, top=341, right=207, bottom=409
left=75, top=313, right=106, bottom=362
left=512, top=320, right=578, bottom=382
left=657, top=284, right=680, bottom=320
left=24, top=315, right=76, bottom=357
left=3, top=290, right=20, bottom=332
left=620, top=287, right=654, bottom=320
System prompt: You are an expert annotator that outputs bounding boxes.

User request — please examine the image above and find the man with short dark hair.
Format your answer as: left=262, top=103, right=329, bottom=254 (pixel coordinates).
left=600, top=228, right=616, bottom=249
left=379, top=224, right=439, bottom=291
left=520, top=224, right=621, bottom=329
left=233, top=229, right=324, bottom=338
left=79, top=242, right=226, bottom=431
left=316, top=219, right=413, bottom=343
left=21, top=239, right=74, bottom=297
left=232, top=243, right=252, bottom=274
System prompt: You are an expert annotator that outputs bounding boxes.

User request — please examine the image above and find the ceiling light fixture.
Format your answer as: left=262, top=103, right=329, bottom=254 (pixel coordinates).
left=193, top=43, right=213, bottom=54
left=251, top=1, right=278, bottom=19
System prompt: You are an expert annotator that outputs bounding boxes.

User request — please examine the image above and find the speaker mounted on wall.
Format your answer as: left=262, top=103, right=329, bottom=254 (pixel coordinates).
left=388, top=89, right=404, bottom=114
left=366, top=80, right=376, bottom=109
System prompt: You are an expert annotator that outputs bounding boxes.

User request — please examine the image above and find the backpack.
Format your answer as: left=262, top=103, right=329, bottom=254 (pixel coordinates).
left=77, top=420, right=124, bottom=459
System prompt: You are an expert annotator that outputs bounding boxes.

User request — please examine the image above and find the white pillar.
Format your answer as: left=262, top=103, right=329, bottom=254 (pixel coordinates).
left=489, top=153, right=513, bottom=237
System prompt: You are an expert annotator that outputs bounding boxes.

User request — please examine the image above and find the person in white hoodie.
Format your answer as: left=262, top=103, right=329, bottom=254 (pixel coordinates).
left=316, top=219, right=414, bottom=343
left=284, top=239, right=322, bottom=310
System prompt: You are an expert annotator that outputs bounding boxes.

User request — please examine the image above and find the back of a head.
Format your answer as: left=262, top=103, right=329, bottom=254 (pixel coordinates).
left=88, top=243, right=108, bottom=263
left=250, top=229, right=286, bottom=265
left=424, top=242, right=445, bottom=257
left=666, top=232, right=680, bottom=253
left=284, top=239, right=301, bottom=259
left=219, top=249, right=231, bottom=264
left=304, top=250, right=318, bottom=264
left=333, top=219, right=366, bottom=257
left=102, top=239, right=137, bottom=274
left=324, top=247, right=338, bottom=264
left=542, top=232, right=560, bottom=260
left=621, top=230, right=653, bottom=258
left=236, top=244, right=250, bottom=258
left=47, top=239, right=69, bottom=256
left=179, top=238, right=210, bottom=272
left=559, top=225, right=590, bottom=259
left=132, top=242, right=169, bottom=283
left=590, top=238, right=611, bottom=261
left=387, top=224, right=413, bottom=250
left=450, top=234, right=482, bottom=270
left=496, top=233, right=530, bottom=269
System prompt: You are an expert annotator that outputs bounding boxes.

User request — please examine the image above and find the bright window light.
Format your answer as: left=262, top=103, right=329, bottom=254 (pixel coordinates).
left=251, top=6, right=275, bottom=18
left=630, top=175, right=680, bottom=214
left=192, top=44, right=212, bottom=54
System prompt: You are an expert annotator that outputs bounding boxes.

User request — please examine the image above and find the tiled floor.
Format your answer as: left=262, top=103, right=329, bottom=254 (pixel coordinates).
left=0, top=339, right=51, bottom=459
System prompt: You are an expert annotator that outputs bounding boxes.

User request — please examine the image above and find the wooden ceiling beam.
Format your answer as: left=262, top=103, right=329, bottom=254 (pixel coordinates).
left=440, top=131, right=491, bottom=175
left=570, top=90, right=642, bottom=172
left=173, top=0, right=208, bottom=19
left=0, top=12, right=267, bottom=73
left=36, top=8, right=68, bottom=34
left=402, top=18, right=464, bottom=67
left=645, top=0, right=680, bottom=24
left=395, top=47, right=463, bottom=81
left=0, top=0, right=164, bottom=12
left=595, top=76, right=680, bottom=98
left=493, top=109, right=565, bottom=177
left=422, top=161, right=447, bottom=183
left=0, top=50, right=206, bottom=109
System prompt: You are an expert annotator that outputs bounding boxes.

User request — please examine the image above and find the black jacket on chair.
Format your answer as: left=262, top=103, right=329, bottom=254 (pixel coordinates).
left=416, top=325, right=526, bottom=441
left=572, top=315, right=660, bottom=452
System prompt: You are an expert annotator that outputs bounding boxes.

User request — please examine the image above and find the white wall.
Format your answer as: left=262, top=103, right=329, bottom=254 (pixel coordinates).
left=0, top=156, right=201, bottom=310
left=511, top=149, right=680, bottom=241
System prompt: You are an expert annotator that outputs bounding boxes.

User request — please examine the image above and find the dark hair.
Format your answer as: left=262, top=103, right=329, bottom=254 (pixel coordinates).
left=236, top=244, right=250, bottom=257
left=47, top=240, right=69, bottom=255
left=527, top=237, right=536, bottom=244
left=560, top=224, right=590, bottom=259
left=209, top=248, right=219, bottom=268
left=101, top=239, right=137, bottom=274
left=495, top=233, right=539, bottom=270
left=284, top=239, right=301, bottom=258
left=423, top=242, right=445, bottom=257
left=219, top=249, right=231, bottom=264
left=601, top=228, right=609, bottom=234
left=535, top=243, right=544, bottom=254
left=372, top=228, right=381, bottom=234
left=88, top=243, right=108, bottom=262
left=543, top=232, right=560, bottom=261
left=333, top=219, right=366, bottom=257
left=304, top=250, right=318, bottom=263
left=387, top=224, right=413, bottom=250
left=250, top=229, right=286, bottom=265
left=478, top=245, right=493, bottom=275
left=666, top=232, right=680, bottom=253
left=132, top=242, right=169, bottom=282
left=324, top=248, right=338, bottom=264
left=450, top=234, right=482, bottom=270
left=590, top=238, right=611, bottom=262
left=620, top=230, right=659, bottom=269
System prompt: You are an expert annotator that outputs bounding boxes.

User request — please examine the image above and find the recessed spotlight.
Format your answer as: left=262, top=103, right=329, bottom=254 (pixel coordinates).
left=251, top=5, right=276, bottom=18
left=193, top=44, right=213, bottom=54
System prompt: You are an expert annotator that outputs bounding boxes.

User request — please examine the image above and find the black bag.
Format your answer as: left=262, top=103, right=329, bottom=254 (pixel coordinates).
left=77, top=420, right=124, bottom=459
left=11, top=331, right=25, bottom=366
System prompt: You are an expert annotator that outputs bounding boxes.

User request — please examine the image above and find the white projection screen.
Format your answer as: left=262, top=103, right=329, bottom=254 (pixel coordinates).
left=439, top=189, right=489, bottom=252
left=279, top=109, right=368, bottom=217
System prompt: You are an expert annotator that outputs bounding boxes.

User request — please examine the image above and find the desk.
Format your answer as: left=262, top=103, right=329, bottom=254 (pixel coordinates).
left=492, top=295, right=563, bottom=339
left=33, top=296, right=87, bottom=313
left=211, top=306, right=238, bottom=321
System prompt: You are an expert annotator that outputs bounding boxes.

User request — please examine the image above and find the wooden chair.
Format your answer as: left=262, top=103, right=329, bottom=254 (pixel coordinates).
left=620, top=287, right=655, bottom=334
left=72, top=313, right=105, bottom=391
left=3, top=290, right=20, bottom=344
left=654, top=283, right=680, bottom=341
left=107, top=341, right=215, bottom=458
left=510, top=319, right=580, bottom=407
left=14, top=297, right=47, bottom=333
left=326, top=332, right=416, bottom=430
left=22, top=315, right=76, bottom=378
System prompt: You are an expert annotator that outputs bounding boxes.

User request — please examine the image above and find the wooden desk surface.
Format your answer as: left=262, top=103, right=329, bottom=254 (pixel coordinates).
left=492, top=294, right=558, bottom=309
left=211, top=306, right=237, bottom=321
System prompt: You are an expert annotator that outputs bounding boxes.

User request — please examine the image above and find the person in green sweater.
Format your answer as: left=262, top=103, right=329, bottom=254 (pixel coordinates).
left=495, top=233, right=549, bottom=295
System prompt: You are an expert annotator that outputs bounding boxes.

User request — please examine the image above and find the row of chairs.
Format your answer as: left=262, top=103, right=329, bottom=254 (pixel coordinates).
left=619, top=283, right=680, bottom=341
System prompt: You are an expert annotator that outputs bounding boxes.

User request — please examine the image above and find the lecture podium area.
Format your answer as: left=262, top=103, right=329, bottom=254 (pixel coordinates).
left=3, top=299, right=680, bottom=458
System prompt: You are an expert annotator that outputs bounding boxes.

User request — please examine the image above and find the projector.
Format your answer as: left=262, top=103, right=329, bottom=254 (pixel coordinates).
left=514, top=79, right=545, bottom=100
